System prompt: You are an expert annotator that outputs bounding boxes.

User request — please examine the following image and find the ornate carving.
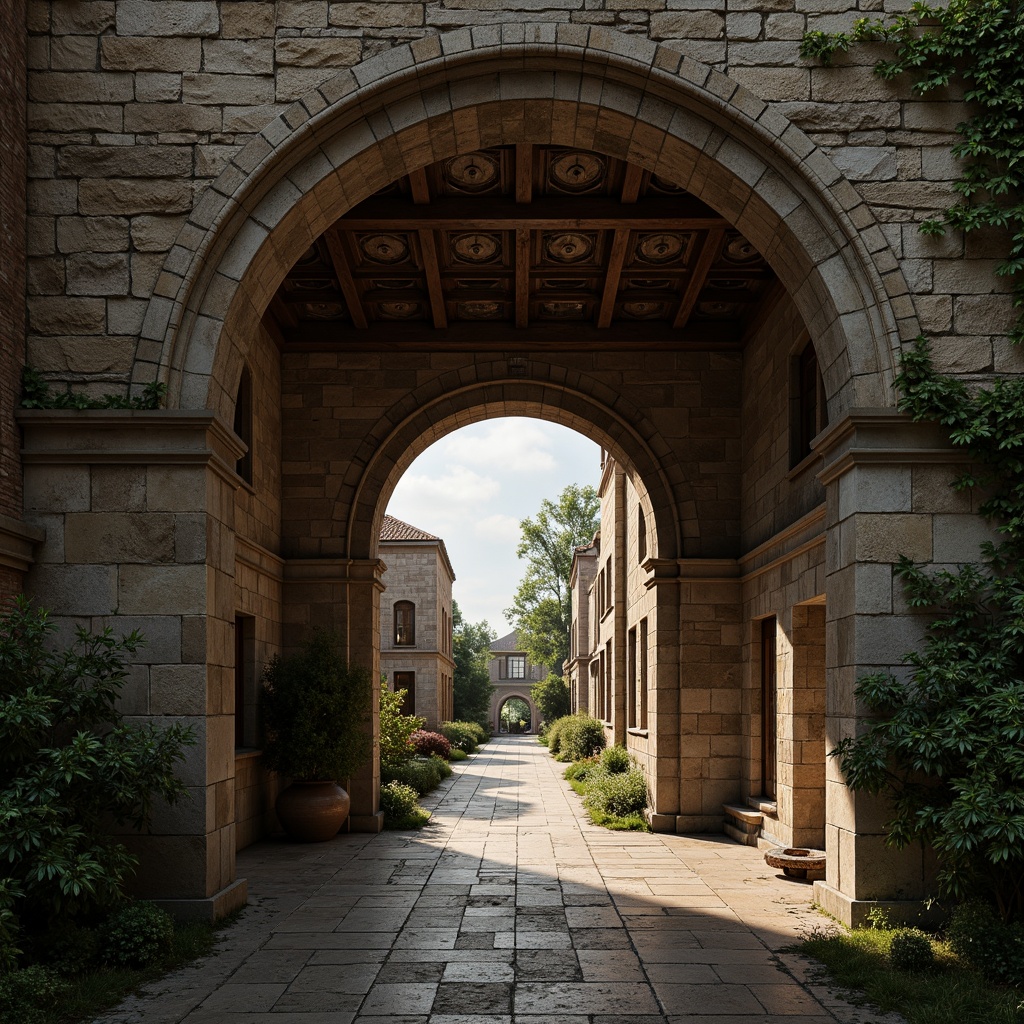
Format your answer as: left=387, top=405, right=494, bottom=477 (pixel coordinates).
left=371, top=278, right=418, bottom=290
left=539, top=301, right=586, bottom=319
left=378, top=301, right=420, bottom=319
left=304, top=302, right=346, bottom=320
left=548, top=151, right=606, bottom=193
left=723, top=234, right=762, bottom=265
left=542, top=278, right=589, bottom=290
left=697, top=300, right=742, bottom=318
left=291, top=278, right=335, bottom=291
left=451, top=232, right=502, bottom=264
left=296, top=245, right=320, bottom=266
left=444, top=152, right=501, bottom=193
left=624, top=277, right=673, bottom=291
left=634, top=232, right=689, bottom=265
left=621, top=301, right=665, bottom=320
left=648, top=173, right=687, bottom=195
left=543, top=232, right=596, bottom=264
left=457, top=301, right=503, bottom=320
left=358, top=233, right=411, bottom=265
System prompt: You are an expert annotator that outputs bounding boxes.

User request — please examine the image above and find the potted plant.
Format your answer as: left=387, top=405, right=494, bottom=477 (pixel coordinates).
left=259, top=629, right=373, bottom=842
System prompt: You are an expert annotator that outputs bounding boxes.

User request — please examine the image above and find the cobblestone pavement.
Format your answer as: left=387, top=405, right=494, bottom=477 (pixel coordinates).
left=96, top=735, right=903, bottom=1024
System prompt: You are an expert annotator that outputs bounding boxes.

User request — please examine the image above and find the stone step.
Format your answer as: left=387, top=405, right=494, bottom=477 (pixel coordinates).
left=722, top=803, right=761, bottom=846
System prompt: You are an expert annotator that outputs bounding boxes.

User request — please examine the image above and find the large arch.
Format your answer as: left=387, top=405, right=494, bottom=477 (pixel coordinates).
left=132, top=24, right=911, bottom=420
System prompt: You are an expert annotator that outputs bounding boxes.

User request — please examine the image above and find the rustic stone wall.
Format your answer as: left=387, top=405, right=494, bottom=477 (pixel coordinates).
left=21, top=1, right=1024, bottom=398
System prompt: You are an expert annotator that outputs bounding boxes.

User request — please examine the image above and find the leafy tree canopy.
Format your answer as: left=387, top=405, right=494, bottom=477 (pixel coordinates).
left=452, top=601, right=495, bottom=727
left=505, top=484, right=600, bottom=673
left=531, top=672, right=572, bottom=725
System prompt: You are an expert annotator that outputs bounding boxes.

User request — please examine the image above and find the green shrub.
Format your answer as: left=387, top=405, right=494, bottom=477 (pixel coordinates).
left=947, top=901, right=1024, bottom=986
left=546, top=716, right=569, bottom=755
left=583, top=765, right=648, bottom=817
left=430, top=753, right=453, bottom=780
left=259, top=630, right=373, bottom=782
left=449, top=748, right=468, bottom=762
left=530, top=672, right=571, bottom=725
left=101, top=901, right=174, bottom=969
left=36, top=921, right=99, bottom=974
left=564, top=757, right=600, bottom=783
left=556, top=715, right=606, bottom=762
left=888, top=929, right=935, bottom=973
left=601, top=745, right=630, bottom=774
left=383, top=756, right=444, bottom=796
left=0, top=599, right=194, bottom=963
left=379, top=687, right=425, bottom=771
left=440, top=720, right=483, bottom=754
left=0, top=964, right=70, bottom=1024
left=380, top=781, right=419, bottom=819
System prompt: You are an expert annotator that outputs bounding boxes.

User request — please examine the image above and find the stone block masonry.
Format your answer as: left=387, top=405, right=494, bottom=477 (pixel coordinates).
left=21, top=1, right=1024, bottom=394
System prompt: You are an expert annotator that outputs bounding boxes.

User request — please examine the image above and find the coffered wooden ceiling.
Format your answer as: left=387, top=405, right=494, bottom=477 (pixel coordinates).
left=265, top=145, right=780, bottom=350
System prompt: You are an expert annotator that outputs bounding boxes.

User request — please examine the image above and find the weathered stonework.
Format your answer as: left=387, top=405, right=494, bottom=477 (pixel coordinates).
left=7, top=5, right=1019, bottom=928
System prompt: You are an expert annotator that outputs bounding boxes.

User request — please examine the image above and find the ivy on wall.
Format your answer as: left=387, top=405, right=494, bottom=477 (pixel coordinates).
left=20, top=367, right=165, bottom=411
left=803, top=2, right=1024, bottom=920
left=803, top=0, right=1024, bottom=340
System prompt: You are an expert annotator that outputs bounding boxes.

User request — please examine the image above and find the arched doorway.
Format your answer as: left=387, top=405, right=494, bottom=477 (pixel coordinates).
left=498, top=696, right=533, bottom=735
left=25, top=27, right=961, bottom=926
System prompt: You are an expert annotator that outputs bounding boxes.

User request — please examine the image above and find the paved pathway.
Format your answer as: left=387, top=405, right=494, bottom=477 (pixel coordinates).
left=98, top=735, right=902, bottom=1024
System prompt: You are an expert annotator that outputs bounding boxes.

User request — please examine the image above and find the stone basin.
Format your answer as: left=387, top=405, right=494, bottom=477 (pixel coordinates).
left=764, top=846, right=826, bottom=880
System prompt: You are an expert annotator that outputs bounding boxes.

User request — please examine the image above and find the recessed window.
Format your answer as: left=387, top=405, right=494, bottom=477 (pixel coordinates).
left=791, top=340, right=828, bottom=465
left=233, top=364, right=253, bottom=484
left=394, top=671, right=415, bottom=715
left=507, top=655, right=526, bottom=679
left=394, top=601, right=415, bottom=646
left=637, top=506, right=647, bottom=562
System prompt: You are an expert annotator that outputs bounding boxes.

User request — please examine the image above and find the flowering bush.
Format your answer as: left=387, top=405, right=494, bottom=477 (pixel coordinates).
left=410, top=730, right=451, bottom=759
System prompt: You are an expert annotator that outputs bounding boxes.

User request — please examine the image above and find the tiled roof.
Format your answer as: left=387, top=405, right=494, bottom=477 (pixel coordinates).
left=380, top=514, right=441, bottom=542
left=490, top=630, right=521, bottom=653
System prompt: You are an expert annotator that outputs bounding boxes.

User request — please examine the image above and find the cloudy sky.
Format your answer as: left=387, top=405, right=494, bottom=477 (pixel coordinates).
left=386, top=418, right=602, bottom=633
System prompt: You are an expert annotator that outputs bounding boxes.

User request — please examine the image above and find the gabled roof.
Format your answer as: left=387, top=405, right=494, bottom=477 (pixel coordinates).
left=490, top=630, right=522, bottom=653
left=380, top=514, right=441, bottom=542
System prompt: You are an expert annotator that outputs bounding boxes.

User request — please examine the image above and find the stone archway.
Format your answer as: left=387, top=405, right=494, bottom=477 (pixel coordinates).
left=133, top=25, right=909, bottom=416
left=22, top=24, right=960, bottom=927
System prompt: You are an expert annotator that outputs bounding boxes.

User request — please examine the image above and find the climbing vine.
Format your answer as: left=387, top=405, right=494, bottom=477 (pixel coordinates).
left=802, top=0, right=1024, bottom=340
left=20, top=367, right=165, bottom=411
left=803, top=2, right=1024, bottom=921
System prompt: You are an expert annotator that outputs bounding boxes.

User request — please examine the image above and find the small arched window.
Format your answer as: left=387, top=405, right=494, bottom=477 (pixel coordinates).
left=394, top=601, right=415, bottom=646
left=233, top=364, right=253, bottom=484
left=791, top=339, right=828, bottom=466
left=637, top=506, right=647, bottom=563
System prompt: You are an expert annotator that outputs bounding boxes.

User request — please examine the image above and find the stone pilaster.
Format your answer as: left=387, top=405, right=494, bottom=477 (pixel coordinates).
left=18, top=409, right=247, bottom=920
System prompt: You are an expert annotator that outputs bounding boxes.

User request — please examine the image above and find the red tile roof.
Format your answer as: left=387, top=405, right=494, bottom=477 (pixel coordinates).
left=380, top=514, right=441, bottom=542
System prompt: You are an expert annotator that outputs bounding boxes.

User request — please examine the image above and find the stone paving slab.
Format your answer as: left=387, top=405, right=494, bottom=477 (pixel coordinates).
left=93, top=735, right=905, bottom=1024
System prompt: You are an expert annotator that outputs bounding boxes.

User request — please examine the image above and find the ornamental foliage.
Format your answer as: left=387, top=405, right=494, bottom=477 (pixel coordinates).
left=802, top=0, right=1024, bottom=340
left=0, top=599, right=194, bottom=967
left=803, top=2, right=1024, bottom=922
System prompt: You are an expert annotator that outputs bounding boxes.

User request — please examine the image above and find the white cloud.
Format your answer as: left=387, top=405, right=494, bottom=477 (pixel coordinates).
left=441, top=418, right=558, bottom=472
left=474, top=513, right=522, bottom=545
left=389, top=466, right=500, bottom=532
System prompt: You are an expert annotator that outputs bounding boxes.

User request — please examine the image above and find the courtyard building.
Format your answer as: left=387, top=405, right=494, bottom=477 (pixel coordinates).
left=488, top=630, right=546, bottom=734
left=1, top=1, right=1017, bottom=926
left=379, top=514, right=456, bottom=731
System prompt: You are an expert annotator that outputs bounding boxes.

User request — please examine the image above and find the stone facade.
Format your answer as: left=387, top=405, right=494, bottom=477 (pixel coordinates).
left=3, top=4, right=1018, bottom=926
left=488, top=631, right=544, bottom=734
left=378, top=515, right=455, bottom=731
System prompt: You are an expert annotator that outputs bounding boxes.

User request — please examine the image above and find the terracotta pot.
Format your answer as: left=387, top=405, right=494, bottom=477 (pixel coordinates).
left=275, top=781, right=350, bottom=842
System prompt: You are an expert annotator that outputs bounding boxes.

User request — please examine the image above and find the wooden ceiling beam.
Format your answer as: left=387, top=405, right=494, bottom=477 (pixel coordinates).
left=282, top=320, right=741, bottom=350
left=408, top=167, right=431, bottom=205
left=324, top=229, right=368, bottom=329
left=596, top=228, right=631, bottom=329
left=621, top=163, right=644, bottom=204
left=672, top=227, right=726, bottom=331
left=516, top=144, right=532, bottom=204
left=417, top=229, right=448, bottom=329
left=515, top=228, right=530, bottom=328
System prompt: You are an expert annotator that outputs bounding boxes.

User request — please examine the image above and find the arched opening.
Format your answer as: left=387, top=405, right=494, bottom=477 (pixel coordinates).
left=499, top=696, right=533, bottom=734
left=61, top=27, right=931, bottom=924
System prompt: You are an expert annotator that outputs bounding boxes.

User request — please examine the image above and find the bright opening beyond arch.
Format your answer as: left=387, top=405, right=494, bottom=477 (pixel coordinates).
left=386, top=417, right=602, bottom=631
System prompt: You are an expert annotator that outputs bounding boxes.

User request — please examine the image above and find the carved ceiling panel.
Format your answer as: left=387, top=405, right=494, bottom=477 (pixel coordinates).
left=268, top=146, right=778, bottom=348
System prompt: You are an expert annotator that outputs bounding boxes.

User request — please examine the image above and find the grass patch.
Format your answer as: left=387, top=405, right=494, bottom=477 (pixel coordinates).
left=796, top=923, right=1023, bottom=1024
left=34, top=914, right=229, bottom=1024
left=383, top=808, right=432, bottom=830
left=563, top=748, right=651, bottom=832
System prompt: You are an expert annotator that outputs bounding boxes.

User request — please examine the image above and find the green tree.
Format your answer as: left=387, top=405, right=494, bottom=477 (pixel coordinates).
left=500, top=697, right=531, bottom=733
left=0, top=599, right=195, bottom=965
left=505, top=483, right=600, bottom=673
left=531, top=672, right=571, bottom=725
left=452, top=601, right=495, bottom=727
